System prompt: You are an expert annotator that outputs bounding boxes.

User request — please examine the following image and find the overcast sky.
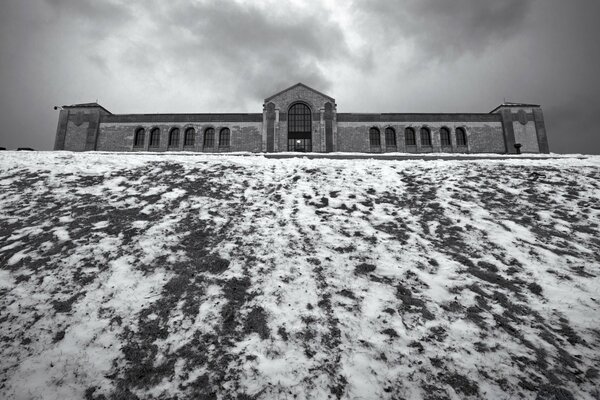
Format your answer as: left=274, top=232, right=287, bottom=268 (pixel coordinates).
left=1, top=0, right=599, bottom=154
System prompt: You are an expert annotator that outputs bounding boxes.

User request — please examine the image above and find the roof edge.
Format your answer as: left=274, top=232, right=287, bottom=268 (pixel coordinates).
left=489, top=102, right=541, bottom=114
left=264, top=82, right=335, bottom=103
left=63, top=102, right=112, bottom=115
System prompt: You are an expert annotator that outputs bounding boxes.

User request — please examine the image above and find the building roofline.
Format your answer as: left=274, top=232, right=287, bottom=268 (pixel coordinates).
left=63, top=102, right=112, bottom=115
left=489, top=102, right=541, bottom=114
left=264, top=82, right=335, bottom=103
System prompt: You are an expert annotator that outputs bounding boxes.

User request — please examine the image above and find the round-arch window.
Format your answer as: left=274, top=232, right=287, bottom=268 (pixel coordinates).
left=456, top=127, right=467, bottom=146
left=169, top=128, right=180, bottom=147
left=369, top=127, right=381, bottom=147
left=288, top=103, right=312, bottom=152
left=219, top=128, right=230, bottom=147
left=203, top=128, right=215, bottom=147
left=134, top=128, right=145, bottom=147
left=385, top=127, right=396, bottom=147
left=405, top=127, right=416, bottom=146
left=184, top=128, right=195, bottom=146
left=440, top=127, right=451, bottom=146
left=149, top=128, right=160, bottom=147
left=288, top=103, right=311, bottom=134
left=420, top=127, right=432, bottom=146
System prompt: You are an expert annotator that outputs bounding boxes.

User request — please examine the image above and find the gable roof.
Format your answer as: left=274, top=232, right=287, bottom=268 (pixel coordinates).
left=489, top=102, right=540, bottom=114
left=63, top=102, right=112, bottom=115
left=264, top=82, right=335, bottom=103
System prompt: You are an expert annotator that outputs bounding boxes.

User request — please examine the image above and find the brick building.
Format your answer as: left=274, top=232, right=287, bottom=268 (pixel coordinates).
left=54, top=83, right=549, bottom=154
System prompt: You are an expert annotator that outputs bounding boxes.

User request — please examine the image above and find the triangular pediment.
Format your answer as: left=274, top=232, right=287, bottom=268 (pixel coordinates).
left=264, top=83, right=335, bottom=111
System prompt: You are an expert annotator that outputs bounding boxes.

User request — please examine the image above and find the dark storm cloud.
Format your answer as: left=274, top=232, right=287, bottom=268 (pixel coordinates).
left=358, top=0, right=534, bottom=60
left=135, top=0, right=352, bottom=100
left=1, top=0, right=600, bottom=153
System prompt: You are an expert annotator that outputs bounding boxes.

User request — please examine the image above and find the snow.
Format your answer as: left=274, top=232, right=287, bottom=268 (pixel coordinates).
left=0, top=151, right=599, bottom=400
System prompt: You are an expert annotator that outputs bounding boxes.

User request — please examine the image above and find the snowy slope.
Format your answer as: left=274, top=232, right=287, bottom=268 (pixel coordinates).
left=0, top=152, right=599, bottom=400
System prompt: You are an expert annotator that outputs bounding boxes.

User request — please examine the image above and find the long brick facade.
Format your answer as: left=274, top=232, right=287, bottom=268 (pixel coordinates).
left=54, top=83, right=549, bottom=154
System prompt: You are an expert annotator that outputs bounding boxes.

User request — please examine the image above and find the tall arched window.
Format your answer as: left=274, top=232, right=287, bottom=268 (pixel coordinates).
left=203, top=127, right=215, bottom=147
left=385, top=127, right=396, bottom=148
left=420, top=127, right=432, bottom=146
left=168, top=128, right=180, bottom=147
left=149, top=128, right=160, bottom=147
left=288, top=103, right=312, bottom=152
left=405, top=127, right=416, bottom=146
left=456, top=127, right=467, bottom=146
left=134, top=128, right=145, bottom=147
left=219, top=128, right=230, bottom=147
left=369, top=127, right=381, bottom=148
left=184, top=127, right=195, bottom=146
left=440, top=127, right=451, bottom=146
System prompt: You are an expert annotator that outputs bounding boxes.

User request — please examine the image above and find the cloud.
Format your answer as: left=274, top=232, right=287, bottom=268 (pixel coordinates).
left=356, top=0, right=535, bottom=60
left=132, top=0, right=351, bottom=100
left=44, top=0, right=134, bottom=36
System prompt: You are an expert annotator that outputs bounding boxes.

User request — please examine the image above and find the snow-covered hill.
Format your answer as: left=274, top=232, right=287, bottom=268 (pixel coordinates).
left=1, top=152, right=599, bottom=400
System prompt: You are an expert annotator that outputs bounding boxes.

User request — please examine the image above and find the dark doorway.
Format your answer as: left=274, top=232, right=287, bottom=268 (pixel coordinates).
left=288, top=103, right=312, bottom=152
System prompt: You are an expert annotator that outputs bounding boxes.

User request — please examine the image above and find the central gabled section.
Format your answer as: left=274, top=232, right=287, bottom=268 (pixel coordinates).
left=287, top=102, right=312, bottom=152
left=263, top=82, right=336, bottom=153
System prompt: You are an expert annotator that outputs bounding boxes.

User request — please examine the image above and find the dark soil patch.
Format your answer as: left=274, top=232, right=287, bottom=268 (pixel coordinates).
left=244, top=307, right=270, bottom=340
left=338, top=289, right=356, bottom=299
left=528, top=282, right=543, bottom=295
left=535, top=385, right=575, bottom=400
left=196, top=254, right=230, bottom=274
left=381, top=328, right=398, bottom=338
left=52, top=292, right=85, bottom=313
left=354, top=263, right=376, bottom=274
left=396, top=283, right=435, bottom=321
left=442, top=372, right=479, bottom=396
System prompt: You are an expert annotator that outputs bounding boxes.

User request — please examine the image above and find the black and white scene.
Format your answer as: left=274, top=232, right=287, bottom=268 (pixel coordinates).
left=0, top=0, right=599, bottom=399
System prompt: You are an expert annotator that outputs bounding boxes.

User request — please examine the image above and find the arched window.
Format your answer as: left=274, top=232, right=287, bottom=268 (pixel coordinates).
left=405, top=127, right=416, bottom=146
left=149, top=128, right=160, bottom=147
left=203, top=127, right=215, bottom=147
left=369, top=127, right=381, bottom=148
left=219, top=128, right=230, bottom=147
left=288, top=103, right=312, bottom=152
left=440, top=127, right=451, bottom=146
left=420, top=127, right=432, bottom=146
left=169, top=128, right=180, bottom=147
left=184, top=127, right=195, bottom=146
left=134, top=128, right=145, bottom=147
left=288, top=103, right=312, bottom=134
left=385, top=127, right=396, bottom=148
left=456, top=127, right=467, bottom=146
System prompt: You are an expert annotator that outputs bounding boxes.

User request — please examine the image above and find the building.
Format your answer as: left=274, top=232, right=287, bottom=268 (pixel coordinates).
left=54, top=83, right=549, bottom=154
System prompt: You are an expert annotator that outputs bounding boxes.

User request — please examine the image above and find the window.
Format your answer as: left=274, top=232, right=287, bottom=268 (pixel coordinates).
left=288, top=103, right=312, bottom=152
left=219, top=128, right=230, bottom=147
left=288, top=103, right=312, bottom=134
left=203, top=127, right=215, bottom=147
left=456, top=127, right=467, bottom=146
left=440, top=127, right=451, bottom=146
left=184, top=128, right=195, bottom=146
left=420, top=127, right=432, bottom=146
left=149, top=128, right=160, bottom=147
left=134, top=128, right=145, bottom=147
left=385, top=127, right=396, bottom=147
left=369, top=127, right=381, bottom=148
left=168, top=128, right=180, bottom=147
left=405, top=127, right=416, bottom=146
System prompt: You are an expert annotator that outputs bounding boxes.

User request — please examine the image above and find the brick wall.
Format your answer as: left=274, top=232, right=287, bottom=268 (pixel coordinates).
left=337, top=119, right=505, bottom=154
left=97, top=122, right=262, bottom=153
left=513, top=120, right=540, bottom=153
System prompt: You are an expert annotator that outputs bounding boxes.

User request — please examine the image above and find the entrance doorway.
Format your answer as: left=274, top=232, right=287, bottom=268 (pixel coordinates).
left=288, top=103, right=312, bottom=152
